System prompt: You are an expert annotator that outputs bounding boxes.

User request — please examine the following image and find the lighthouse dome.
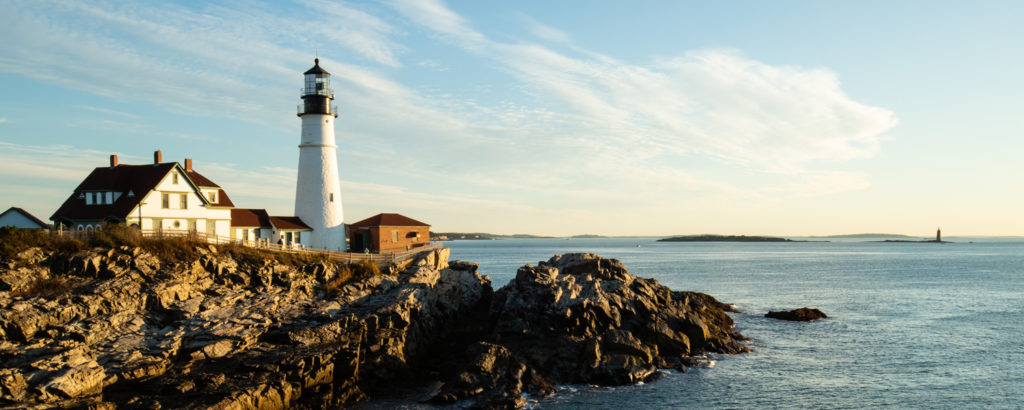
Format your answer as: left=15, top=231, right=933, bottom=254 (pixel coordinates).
left=304, top=58, right=330, bottom=75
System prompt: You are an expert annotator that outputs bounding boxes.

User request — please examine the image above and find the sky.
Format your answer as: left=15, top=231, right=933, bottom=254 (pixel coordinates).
left=0, top=0, right=1021, bottom=237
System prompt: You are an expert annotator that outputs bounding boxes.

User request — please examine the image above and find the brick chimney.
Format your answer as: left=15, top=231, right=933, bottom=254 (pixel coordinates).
left=154, top=150, right=162, bottom=164
left=185, top=158, right=193, bottom=172
left=109, top=154, right=118, bottom=167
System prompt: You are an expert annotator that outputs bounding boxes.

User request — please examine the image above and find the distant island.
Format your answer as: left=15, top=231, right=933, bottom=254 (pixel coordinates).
left=811, top=233, right=915, bottom=239
left=875, top=239, right=949, bottom=243
left=658, top=234, right=803, bottom=242
left=570, top=234, right=607, bottom=239
left=430, top=232, right=554, bottom=240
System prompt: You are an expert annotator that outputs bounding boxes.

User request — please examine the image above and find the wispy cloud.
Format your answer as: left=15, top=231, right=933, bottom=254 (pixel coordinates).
left=0, top=143, right=123, bottom=183
left=74, top=105, right=142, bottom=120
left=0, top=1, right=406, bottom=129
left=519, top=15, right=572, bottom=44
left=0, top=117, right=7, bottom=124
left=388, top=0, right=897, bottom=178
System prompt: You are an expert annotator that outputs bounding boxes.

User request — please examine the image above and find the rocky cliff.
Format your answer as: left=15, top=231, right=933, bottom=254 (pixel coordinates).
left=0, top=244, right=747, bottom=409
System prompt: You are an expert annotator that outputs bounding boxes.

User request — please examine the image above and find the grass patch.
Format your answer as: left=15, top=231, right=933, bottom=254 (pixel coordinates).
left=0, top=224, right=206, bottom=262
left=323, top=259, right=382, bottom=296
left=220, top=243, right=331, bottom=266
left=1, top=226, right=85, bottom=260
left=11, top=277, right=74, bottom=298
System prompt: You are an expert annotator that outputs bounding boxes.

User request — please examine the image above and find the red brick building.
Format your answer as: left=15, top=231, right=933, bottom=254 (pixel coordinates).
left=347, top=213, right=430, bottom=253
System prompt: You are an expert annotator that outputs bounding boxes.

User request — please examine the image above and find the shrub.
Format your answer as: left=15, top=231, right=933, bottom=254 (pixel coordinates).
left=219, top=243, right=331, bottom=267
left=0, top=226, right=51, bottom=260
left=352, top=259, right=382, bottom=277
left=321, top=259, right=385, bottom=296
left=139, top=235, right=205, bottom=261
left=12, top=277, right=73, bottom=298
left=89, top=223, right=142, bottom=249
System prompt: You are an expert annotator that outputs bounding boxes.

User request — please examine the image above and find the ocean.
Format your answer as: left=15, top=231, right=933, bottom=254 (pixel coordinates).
left=443, top=237, right=1024, bottom=409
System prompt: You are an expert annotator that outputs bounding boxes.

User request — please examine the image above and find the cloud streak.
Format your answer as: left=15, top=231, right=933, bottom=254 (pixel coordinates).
left=389, top=0, right=897, bottom=175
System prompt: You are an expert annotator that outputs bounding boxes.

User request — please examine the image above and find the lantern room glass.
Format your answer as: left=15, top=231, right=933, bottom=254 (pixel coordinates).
left=304, top=74, right=331, bottom=97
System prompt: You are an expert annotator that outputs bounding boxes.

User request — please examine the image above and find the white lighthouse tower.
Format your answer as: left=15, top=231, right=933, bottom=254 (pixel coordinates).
left=295, top=58, right=345, bottom=251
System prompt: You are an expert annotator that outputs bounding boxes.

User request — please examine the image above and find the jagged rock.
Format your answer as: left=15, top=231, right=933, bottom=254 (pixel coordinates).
left=0, top=368, right=27, bottom=402
left=0, top=244, right=480, bottom=408
left=430, top=342, right=552, bottom=408
left=38, top=360, right=106, bottom=401
left=16, top=247, right=47, bottom=265
left=485, top=253, right=748, bottom=386
left=448, top=260, right=479, bottom=273
left=765, top=307, right=828, bottom=321
left=1, top=245, right=746, bottom=409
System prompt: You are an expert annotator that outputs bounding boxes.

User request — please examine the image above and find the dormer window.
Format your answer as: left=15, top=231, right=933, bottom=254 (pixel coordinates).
left=85, top=192, right=93, bottom=205
left=208, top=191, right=217, bottom=203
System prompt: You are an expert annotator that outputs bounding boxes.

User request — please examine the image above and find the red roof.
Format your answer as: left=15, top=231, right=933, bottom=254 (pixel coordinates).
left=51, top=162, right=231, bottom=223
left=231, top=208, right=271, bottom=228
left=51, top=163, right=177, bottom=222
left=270, top=216, right=311, bottom=231
left=231, top=210, right=310, bottom=231
left=185, top=170, right=219, bottom=188
left=349, top=213, right=429, bottom=227
left=210, top=189, right=235, bottom=207
left=1, top=207, right=52, bottom=229
left=186, top=169, right=234, bottom=207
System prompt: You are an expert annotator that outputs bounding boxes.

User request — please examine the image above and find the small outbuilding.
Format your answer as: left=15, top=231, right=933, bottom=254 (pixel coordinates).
left=230, top=208, right=312, bottom=248
left=0, top=207, right=52, bottom=230
left=347, top=213, right=430, bottom=253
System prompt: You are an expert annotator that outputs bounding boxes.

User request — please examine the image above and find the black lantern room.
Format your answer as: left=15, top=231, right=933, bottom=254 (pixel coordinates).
left=299, top=58, right=337, bottom=117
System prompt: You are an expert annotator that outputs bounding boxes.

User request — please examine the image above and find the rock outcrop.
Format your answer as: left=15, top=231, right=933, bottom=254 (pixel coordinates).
left=765, top=307, right=828, bottom=321
left=1, top=245, right=747, bottom=409
left=431, top=253, right=749, bottom=406
left=0, top=245, right=485, bottom=408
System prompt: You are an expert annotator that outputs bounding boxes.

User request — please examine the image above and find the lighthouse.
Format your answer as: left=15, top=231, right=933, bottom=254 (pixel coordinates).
left=294, top=58, right=345, bottom=251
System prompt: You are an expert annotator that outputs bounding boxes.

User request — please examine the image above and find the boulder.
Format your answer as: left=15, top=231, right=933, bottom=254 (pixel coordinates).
left=765, top=307, right=828, bottom=321
left=432, top=253, right=748, bottom=403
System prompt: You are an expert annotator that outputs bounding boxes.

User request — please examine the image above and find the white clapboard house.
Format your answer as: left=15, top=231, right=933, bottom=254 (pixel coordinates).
left=51, top=151, right=311, bottom=248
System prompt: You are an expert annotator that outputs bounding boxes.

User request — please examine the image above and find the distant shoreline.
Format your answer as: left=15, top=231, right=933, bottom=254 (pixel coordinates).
left=430, top=232, right=1018, bottom=242
left=657, top=234, right=816, bottom=243
left=873, top=239, right=950, bottom=243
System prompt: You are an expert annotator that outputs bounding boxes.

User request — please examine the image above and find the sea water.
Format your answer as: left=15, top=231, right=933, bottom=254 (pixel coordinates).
left=444, top=238, right=1024, bottom=408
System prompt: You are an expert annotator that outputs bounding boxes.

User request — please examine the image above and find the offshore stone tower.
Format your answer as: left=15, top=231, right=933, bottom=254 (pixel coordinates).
left=295, top=58, right=345, bottom=251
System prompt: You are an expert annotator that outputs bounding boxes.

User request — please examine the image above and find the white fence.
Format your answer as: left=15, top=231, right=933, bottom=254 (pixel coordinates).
left=54, top=228, right=443, bottom=265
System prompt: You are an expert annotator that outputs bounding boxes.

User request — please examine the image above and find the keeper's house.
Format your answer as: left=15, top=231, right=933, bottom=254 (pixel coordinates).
left=51, top=151, right=233, bottom=235
left=50, top=151, right=310, bottom=248
left=347, top=213, right=430, bottom=253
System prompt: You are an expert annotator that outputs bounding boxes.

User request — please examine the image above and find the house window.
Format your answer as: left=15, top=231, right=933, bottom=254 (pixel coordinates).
left=286, top=232, right=293, bottom=244
left=208, top=191, right=217, bottom=203
left=85, top=192, right=93, bottom=205
left=329, top=193, right=334, bottom=202
left=180, top=193, right=187, bottom=209
left=172, top=173, right=179, bottom=184
left=253, top=228, right=260, bottom=239
left=161, top=193, right=170, bottom=208
left=295, top=232, right=301, bottom=243
left=173, top=220, right=181, bottom=228
left=392, top=230, right=398, bottom=243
